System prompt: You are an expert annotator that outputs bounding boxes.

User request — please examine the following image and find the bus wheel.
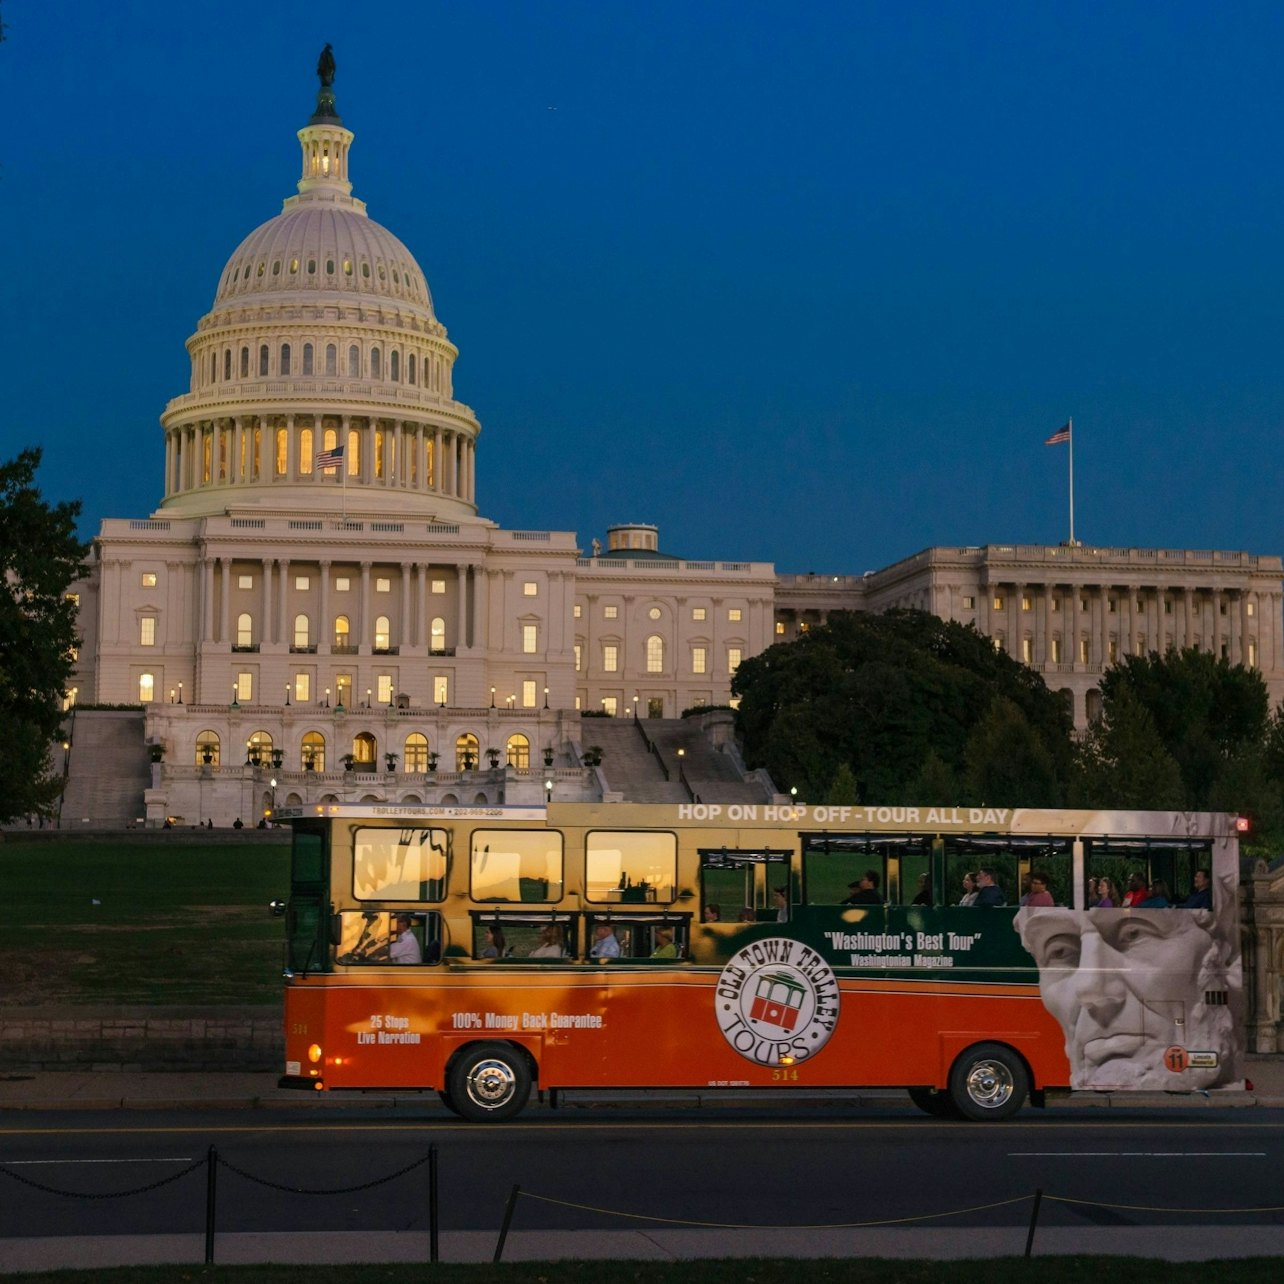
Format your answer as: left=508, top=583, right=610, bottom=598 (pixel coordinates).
left=437, top=1087, right=460, bottom=1117
left=947, top=1043, right=1028, bottom=1122
left=447, top=1043, right=532, bottom=1122
left=907, top=1087, right=960, bottom=1119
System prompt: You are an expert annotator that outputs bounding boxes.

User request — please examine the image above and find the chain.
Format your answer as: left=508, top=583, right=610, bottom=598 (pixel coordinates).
left=0, top=1158, right=204, bottom=1201
left=215, top=1149, right=432, bottom=1196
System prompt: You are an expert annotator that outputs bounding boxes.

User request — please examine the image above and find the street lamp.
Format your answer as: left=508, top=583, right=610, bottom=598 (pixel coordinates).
left=324, top=687, right=331, bottom=708
left=543, top=686, right=549, bottom=709
left=490, top=686, right=496, bottom=708
left=269, top=776, right=277, bottom=813
left=169, top=688, right=176, bottom=704
left=285, top=683, right=291, bottom=707
left=177, top=682, right=183, bottom=704
left=790, top=785, right=798, bottom=808
left=366, top=688, right=372, bottom=709
left=231, top=684, right=240, bottom=710
left=544, top=778, right=554, bottom=804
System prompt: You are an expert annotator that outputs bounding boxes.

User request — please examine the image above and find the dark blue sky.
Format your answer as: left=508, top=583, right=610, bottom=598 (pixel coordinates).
left=3, top=0, right=1282, bottom=572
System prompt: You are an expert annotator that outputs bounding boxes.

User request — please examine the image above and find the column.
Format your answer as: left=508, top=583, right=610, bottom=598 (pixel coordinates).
left=433, top=427, right=443, bottom=493
left=286, top=414, right=296, bottom=481
left=319, top=560, right=331, bottom=650
left=457, top=563, right=470, bottom=650
left=232, top=417, right=244, bottom=484
left=1213, top=589, right=1225, bottom=658
left=202, top=559, right=216, bottom=642
left=1009, top=582, right=1022, bottom=658
left=219, top=558, right=230, bottom=644
left=1241, top=591, right=1252, bottom=666
left=395, top=421, right=405, bottom=487
left=261, top=559, right=273, bottom=645
left=277, top=557, right=290, bottom=648
left=400, top=563, right=411, bottom=647
left=416, top=564, right=428, bottom=648
left=360, top=562, right=372, bottom=649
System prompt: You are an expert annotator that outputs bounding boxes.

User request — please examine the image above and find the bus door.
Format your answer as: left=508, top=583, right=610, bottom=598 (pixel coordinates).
left=285, top=821, right=331, bottom=976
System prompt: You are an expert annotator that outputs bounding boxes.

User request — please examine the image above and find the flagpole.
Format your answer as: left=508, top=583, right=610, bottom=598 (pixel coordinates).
left=1067, top=417, right=1075, bottom=546
left=341, top=455, right=347, bottom=522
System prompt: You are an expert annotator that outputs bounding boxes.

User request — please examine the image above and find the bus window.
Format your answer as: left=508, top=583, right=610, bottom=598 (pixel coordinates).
left=699, top=848, right=791, bottom=922
left=802, top=834, right=929, bottom=905
left=586, top=914, right=689, bottom=960
left=943, top=836, right=1071, bottom=908
left=471, top=912, right=578, bottom=958
left=353, top=826, right=448, bottom=901
left=585, top=830, right=676, bottom=903
left=1085, top=838, right=1212, bottom=909
left=471, top=830, right=564, bottom=902
left=336, top=911, right=441, bottom=964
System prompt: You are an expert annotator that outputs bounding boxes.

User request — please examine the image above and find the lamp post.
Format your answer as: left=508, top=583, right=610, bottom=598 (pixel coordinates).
left=490, top=686, right=496, bottom=709
left=544, top=777, right=554, bottom=805
left=231, top=684, right=240, bottom=710
left=285, top=683, right=291, bottom=707
left=269, top=776, right=277, bottom=814
left=366, top=688, right=372, bottom=709
left=324, top=687, right=330, bottom=708
left=543, top=686, right=549, bottom=709
left=790, top=785, right=798, bottom=808
left=169, top=688, right=176, bottom=704
left=177, top=682, right=183, bottom=704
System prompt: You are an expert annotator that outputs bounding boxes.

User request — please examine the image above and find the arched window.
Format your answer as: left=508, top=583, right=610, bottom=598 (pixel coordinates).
left=236, top=612, right=253, bottom=647
left=408, top=353, right=416, bottom=385
left=293, top=614, right=310, bottom=648
left=348, top=344, right=360, bottom=377
left=299, top=426, right=314, bottom=473
left=139, top=673, right=155, bottom=703
left=506, top=733, right=530, bottom=769
left=374, top=615, right=391, bottom=650
left=223, top=349, right=231, bottom=380
left=259, top=344, right=269, bottom=376
left=325, top=343, right=337, bottom=376
left=646, top=634, right=664, bottom=673
left=353, top=731, right=377, bottom=766
left=390, top=350, right=400, bottom=382
left=430, top=617, right=446, bottom=652
left=302, top=343, right=313, bottom=375
left=347, top=427, right=361, bottom=475
left=239, top=347, right=249, bottom=378
left=274, top=426, right=288, bottom=476
left=455, top=733, right=480, bottom=772
left=301, top=731, right=325, bottom=772
left=245, top=731, right=273, bottom=766
left=280, top=343, right=291, bottom=375
left=334, top=615, right=350, bottom=649
left=196, top=730, right=221, bottom=766
left=404, top=732, right=429, bottom=772
left=371, top=347, right=382, bottom=379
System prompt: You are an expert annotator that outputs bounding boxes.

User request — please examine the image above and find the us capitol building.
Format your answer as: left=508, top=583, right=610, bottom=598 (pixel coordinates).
left=62, top=58, right=1284, bottom=827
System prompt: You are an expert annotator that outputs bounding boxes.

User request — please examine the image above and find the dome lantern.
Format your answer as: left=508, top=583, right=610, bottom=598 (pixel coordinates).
left=296, top=43, right=354, bottom=201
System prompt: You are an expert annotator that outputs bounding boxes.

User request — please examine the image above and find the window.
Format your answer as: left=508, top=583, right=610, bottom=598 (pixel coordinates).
left=333, top=616, right=351, bottom=649
left=335, top=911, right=442, bottom=965
left=993, top=595, right=1005, bottom=611
left=236, top=672, right=252, bottom=702
left=646, top=635, right=664, bottom=673
left=1050, top=597, right=1061, bottom=613
left=238, top=574, right=253, bottom=589
left=1108, top=639, right=1119, bottom=662
left=604, top=605, right=618, bottom=620
left=377, top=675, right=393, bottom=704
left=334, top=675, right=351, bottom=706
left=1249, top=641, right=1257, bottom=666
left=236, top=613, right=253, bottom=646
left=727, top=647, right=742, bottom=674
left=375, top=616, right=391, bottom=649
left=223, top=349, right=231, bottom=380
left=430, top=617, right=446, bottom=651
left=280, top=344, right=291, bottom=375
left=259, top=344, right=269, bottom=376
left=692, top=646, right=707, bottom=674
left=431, top=579, right=446, bottom=594
left=728, top=608, right=742, bottom=622
left=961, top=595, right=975, bottom=609
left=1079, top=638, right=1091, bottom=663
left=293, top=615, right=310, bottom=647
left=1021, top=637, right=1032, bottom=663
left=506, top=733, right=530, bottom=768
left=140, top=617, right=156, bottom=646
left=348, top=345, right=360, bottom=377
left=433, top=675, right=449, bottom=705
left=523, top=582, right=538, bottom=597
left=522, top=680, right=537, bottom=708
left=141, top=572, right=158, bottom=587
left=775, top=621, right=785, bottom=635
left=1164, top=598, right=1173, bottom=615
left=522, top=624, right=538, bottom=654
left=138, top=673, right=155, bottom=702
left=295, top=575, right=310, bottom=590
left=1080, top=595, right=1090, bottom=612
left=603, top=644, right=618, bottom=673
left=353, top=826, right=446, bottom=901
left=371, top=347, right=382, bottom=379
left=456, top=732, right=479, bottom=771
left=301, top=731, right=326, bottom=772
left=196, top=731, right=220, bottom=765
left=471, top=829, right=564, bottom=902
left=404, top=733, right=429, bottom=772
left=390, top=351, right=400, bottom=381
left=574, top=644, right=582, bottom=671
left=325, top=343, right=337, bottom=375
left=692, top=607, right=706, bottom=621
left=1021, top=596, right=1033, bottom=612
left=65, top=593, right=80, bottom=607
left=1108, top=598, right=1118, bottom=614
left=294, top=673, right=310, bottom=703
left=573, top=604, right=582, bottom=618
left=302, top=343, right=313, bottom=376
left=602, top=696, right=618, bottom=716
left=586, top=830, right=677, bottom=904
left=376, top=577, right=391, bottom=593
left=240, top=347, right=249, bottom=377
left=1247, top=601, right=1256, bottom=617
left=648, top=606, right=661, bottom=620
left=1051, top=638, right=1062, bottom=663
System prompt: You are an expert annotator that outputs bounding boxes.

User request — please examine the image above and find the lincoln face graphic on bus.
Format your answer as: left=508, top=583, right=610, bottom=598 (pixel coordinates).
left=1015, top=903, right=1237, bottom=1091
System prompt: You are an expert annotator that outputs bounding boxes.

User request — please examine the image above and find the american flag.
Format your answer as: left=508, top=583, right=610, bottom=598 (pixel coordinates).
left=316, top=445, right=345, bottom=470
left=1044, top=423, right=1071, bottom=446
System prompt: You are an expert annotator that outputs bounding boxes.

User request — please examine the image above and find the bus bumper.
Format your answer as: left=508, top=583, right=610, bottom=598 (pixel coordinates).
left=278, top=1074, right=323, bottom=1091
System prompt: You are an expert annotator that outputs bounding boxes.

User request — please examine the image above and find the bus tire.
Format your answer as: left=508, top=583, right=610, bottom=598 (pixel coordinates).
left=947, top=1043, right=1028, bottom=1122
left=437, top=1087, right=460, bottom=1117
left=447, top=1042, right=532, bottom=1122
left=908, top=1086, right=961, bottom=1119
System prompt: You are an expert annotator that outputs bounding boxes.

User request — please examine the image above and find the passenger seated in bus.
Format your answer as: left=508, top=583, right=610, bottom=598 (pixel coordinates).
left=479, top=925, right=508, bottom=958
left=737, top=906, right=756, bottom=922
left=972, top=867, right=1005, bottom=907
left=1122, top=873, right=1149, bottom=907
left=958, top=872, right=978, bottom=906
left=590, top=922, right=622, bottom=959
left=911, top=873, right=932, bottom=906
left=1024, top=873, right=1054, bottom=908
left=1093, top=877, right=1118, bottom=908
left=651, top=927, right=678, bottom=958
left=389, top=913, right=423, bottom=964
left=1140, top=879, right=1172, bottom=908
left=1182, top=869, right=1213, bottom=909
left=773, top=887, right=789, bottom=921
left=703, top=903, right=721, bottom=922
left=842, top=871, right=881, bottom=905
left=529, top=924, right=566, bottom=958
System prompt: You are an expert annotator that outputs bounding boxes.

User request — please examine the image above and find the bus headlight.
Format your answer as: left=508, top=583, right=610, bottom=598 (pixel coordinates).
left=307, top=1043, right=323, bottom=1064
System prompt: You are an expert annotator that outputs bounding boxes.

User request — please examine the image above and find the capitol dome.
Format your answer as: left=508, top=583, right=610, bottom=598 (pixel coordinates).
left=157, top=61, right=480, bottom=522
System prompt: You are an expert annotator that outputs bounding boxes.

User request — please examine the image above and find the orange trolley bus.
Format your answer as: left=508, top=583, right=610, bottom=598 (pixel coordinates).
left=276, top=801, right=1245, bottom=1121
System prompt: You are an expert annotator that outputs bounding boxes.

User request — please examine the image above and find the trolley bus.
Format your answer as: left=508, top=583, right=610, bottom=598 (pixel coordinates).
left=276, top=801, right=1245, bottom=1121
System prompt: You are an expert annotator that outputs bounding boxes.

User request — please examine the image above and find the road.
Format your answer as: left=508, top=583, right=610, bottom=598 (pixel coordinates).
left=1, top=1103, right=1281, bottom=1243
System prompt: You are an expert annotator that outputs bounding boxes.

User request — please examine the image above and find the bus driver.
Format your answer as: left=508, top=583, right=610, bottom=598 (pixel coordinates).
left=1014, top=902, right=1238, bottom=1091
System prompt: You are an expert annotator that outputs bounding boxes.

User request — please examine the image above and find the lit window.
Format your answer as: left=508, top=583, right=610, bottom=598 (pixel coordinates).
left=404, top=733, right=429, bottom=772
left=1051, top=639, right=1062, bottom=663
left=433, top=675, right=449, bottom=705
left=1249, top=641, right=1257, bottom=666
left=295, top=673, right=310, bottom=703
left=692, top=646, right=707, bottom=674
left=961, top=596, right=975, bottom=609
left=375, top=616, right=391, bottom=649
left=1108, top=639, right=1118, bottom=662
left=343, top=257, right=352, bottom=276
left=799, top=621, right=809, bottom=632
left=1108, top=598, right=1118, bottom=614
left=295, top=576, right=310, bottom=590
left=574, top=644, right=582, bottom=671
left=376, top=577, right=391, bottom=593
left=603, top=644, right=619, bottom=672
left=196, top=731, right=220, bottom=765
left=469, top=828, right=563, bottom=901
left=141, top=572, right=158, bottom=588
left=1050, top=597, right=1061, bottom=612
left=573, top=604, right=582, bottom=618
left=692, top=607, right=706, bottom=621
left=602, top=696, right=618, bottom=717
left=646, top=635, right=664, bottom=673
left=993, top=595, right=1005, bottom=611
left=65, top=593, right=79, bottom=606
left=1080, top=639, right=1091, bottom=663
left=430, top=617, right=446, bottom=651
left=1247, top=601, right=1256, bottom=617
left=235, top=574, right=252, bottom=590
left=1080, top=595, right=1090, bottom=612
left=728, top=608, right=742, bottom=622
left=1021, top=596, right=1033, bottom=612
left=334, top=616, right=350, bottom=647
left=293, top=615, right=310, bottom=647
left=140, top=617, right=156, bottom=647
left=237, top=613, right=253, bottom=646
left=335, top=577, right=350, bottom=592
left=301, top=731, right=325, bottom=772
left=371, top=675, right=390, bottom=705
left=431, top=579, right=446, bottom=594
left=139, top=673, right=155, bottom=702
left=604, top=605, right=618, bottom=619
left=523, top=582, right=538, bottom=597
left=523, top=624, right=538, bottom=654
left=727, top=647, right=742, bottom=674
left=236, top=672, right=253, bottom=702
left=1021, top=638, right=1032, bottom=663
left=775, top=621, right=785, bottom=635
left=522, top=680, right=537, bottom=708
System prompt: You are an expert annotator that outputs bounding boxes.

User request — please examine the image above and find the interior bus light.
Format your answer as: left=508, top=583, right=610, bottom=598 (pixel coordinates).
left=1235, top=816, right=1251, bottom=833
left=307, top=1043, right=323, bottom=1063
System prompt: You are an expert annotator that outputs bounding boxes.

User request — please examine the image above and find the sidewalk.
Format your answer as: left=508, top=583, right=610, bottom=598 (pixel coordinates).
left=3, top=1055, right=1283, bottom=1113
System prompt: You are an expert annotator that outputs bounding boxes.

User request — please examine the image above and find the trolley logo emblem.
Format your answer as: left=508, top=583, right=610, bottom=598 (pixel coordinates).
left=715, top=938, right=840, bottom=1066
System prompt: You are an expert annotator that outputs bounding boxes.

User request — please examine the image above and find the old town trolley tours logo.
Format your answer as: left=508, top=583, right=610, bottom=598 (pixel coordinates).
left=715, top=937, right=840, bottom=1065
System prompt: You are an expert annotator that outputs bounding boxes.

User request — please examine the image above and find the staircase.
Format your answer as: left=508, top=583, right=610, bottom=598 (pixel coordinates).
left=57, top=710, right=151, bottom=827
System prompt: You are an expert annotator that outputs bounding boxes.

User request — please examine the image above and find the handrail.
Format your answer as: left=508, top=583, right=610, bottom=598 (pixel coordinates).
left=632, top=708, right=670, bottom=780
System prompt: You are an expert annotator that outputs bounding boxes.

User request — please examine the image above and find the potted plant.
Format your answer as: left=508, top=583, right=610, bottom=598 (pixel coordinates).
left=585, top=746, right=603, bottom=768
left=384, top=752, right=398, bottom=772
left=201, top=746, right=214, bottom=766
left=543, top=746, right=554, bottom=767
left=149, top=744, right=165, bottom=764
left=486, top=747, right=501, bottom=769
left=341, top=753, right=356, bottom=772
left=271, top=748, right=284, bottom=769
left=427, top=751, right=439, bottom=772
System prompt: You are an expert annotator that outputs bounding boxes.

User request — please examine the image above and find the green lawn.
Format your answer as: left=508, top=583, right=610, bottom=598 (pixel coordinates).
left=0, top=838, right=290, bottom=1006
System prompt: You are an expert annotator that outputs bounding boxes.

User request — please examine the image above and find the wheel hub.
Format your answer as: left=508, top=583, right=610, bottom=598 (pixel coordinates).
left=467, top=1058, right=516, bottom=1108
left=966, top=1060, right=1014, bottom=1109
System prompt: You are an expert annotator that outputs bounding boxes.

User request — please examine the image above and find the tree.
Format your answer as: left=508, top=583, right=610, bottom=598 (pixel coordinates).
left=732, top=609, right=1073, bottom=804
left=1070, top=686, right=1185, bottom=810
left=0, top=449, right=88, bottom=821
left=961, top=697, right=1061, bottom=807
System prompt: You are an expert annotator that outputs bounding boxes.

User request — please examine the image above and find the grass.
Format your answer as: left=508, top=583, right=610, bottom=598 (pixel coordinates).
left=0, top=838, right=290, bottom=1006
left=5, top=1259, right=1284, bottom=1283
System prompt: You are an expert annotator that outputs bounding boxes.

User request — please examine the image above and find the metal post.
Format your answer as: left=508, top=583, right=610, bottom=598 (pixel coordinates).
left=493, top=1183, right=521, bottom=1263
left=1024, top=1187, right=1043, bottom=1258
left=204, top=1143, right=218, bottom=1264
left=428, top=1143, right=439, bottom=1263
